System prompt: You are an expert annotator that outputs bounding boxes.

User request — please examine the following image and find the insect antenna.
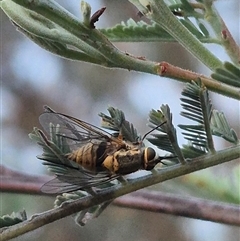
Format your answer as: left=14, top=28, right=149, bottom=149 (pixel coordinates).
left=141, top=121, right=167, bottom=141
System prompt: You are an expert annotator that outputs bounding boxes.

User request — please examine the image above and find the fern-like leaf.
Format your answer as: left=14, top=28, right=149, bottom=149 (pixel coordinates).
left=29, top=127, right=79, bottom=176
left=101, top=0, right=220, bottom=44
left=147, top=105, right=184, bottom=163
left=100, top=17, right=216, bottom=43
left=54, top=191, right=112, bottom=226
left=179, top=80, right=214, bottom=157
left=211, top=110, right=239, bottom=144
left=99, top=106, right=139, bottom=142
left=100, top=19, right=174, bottom=42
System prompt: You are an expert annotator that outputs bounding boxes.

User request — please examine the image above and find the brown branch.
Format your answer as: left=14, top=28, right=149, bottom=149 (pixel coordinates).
left=1, top=165, right=240, bottom=227
left=0, top=165, right=50, bottom=194
left=1, top=143, right=240, bottom=241
left=158, top=62, right=240, bottom=100
left=113, top=190, right=240, bottom=226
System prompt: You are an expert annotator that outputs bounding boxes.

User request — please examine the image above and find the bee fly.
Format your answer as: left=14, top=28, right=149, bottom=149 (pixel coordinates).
left=38, top=106, right=171, bottom=193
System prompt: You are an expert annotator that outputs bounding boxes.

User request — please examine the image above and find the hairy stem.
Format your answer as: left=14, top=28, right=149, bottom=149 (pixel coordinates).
left=130, top=0, right=223, bottom=70
left=158, top=62, right=240, bottom=100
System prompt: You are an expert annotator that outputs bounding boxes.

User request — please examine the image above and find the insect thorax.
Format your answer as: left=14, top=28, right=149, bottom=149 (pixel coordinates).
left=102, top=149, right=143, bottom=175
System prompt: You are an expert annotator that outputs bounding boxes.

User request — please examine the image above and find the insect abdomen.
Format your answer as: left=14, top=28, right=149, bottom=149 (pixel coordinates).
left=67, top=141, right=108, bottom=171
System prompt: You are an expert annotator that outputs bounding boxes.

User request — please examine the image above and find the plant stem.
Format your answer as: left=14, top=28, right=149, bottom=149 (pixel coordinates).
left=136, top=0, right=223, bottom=70
left=114, top=190, right=240, bottom=226
left=1, top=144, right=239, bottom=240
left=2, top=0, right=239, bottom=100
left=203, top=1, right=240, bottom=65
left=1, top=168, right=239, bottom=226
left=158, top=62, right=240, bottom=100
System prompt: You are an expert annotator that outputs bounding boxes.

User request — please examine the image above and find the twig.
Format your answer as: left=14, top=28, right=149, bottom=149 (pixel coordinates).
left=0, top=165, right=50, bottom=194
left=2, top=172, right=239, bottom=226
left=1, top=1, right=240, bottom=100
left=158, top=62, right=240, bottom=100
left=113, top=190, right=240, bottom=226
left=131, top=0, right=223, bottom=70
left=203, top=2, right=240, bottom=65
left=0, top=144, right=239, bottom=240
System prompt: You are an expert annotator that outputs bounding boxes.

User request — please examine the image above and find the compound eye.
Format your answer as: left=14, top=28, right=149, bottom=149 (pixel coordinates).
left=143, top=147, right=157, bottom=170
left=145, top=147, right=156, bottom=161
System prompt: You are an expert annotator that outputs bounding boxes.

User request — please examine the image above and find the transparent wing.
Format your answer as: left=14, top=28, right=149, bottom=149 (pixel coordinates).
left=38, top=107, right=121, bottom=193
left=41, top=169, right=118, bottom=194
left=39, top=112, right=114, bottom=150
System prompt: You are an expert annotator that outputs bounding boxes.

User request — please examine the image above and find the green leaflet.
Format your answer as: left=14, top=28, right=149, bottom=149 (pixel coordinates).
left=211, top=110, right=239, bottom=144
left=0, top=210, right=27, bottom=228
left=179, top=80, right=214, bottom=155
left=211, top=62, right=240, bottom=88
left=99, top=106, right=139, bottom=142
left=100, top=18, right=216, bottom=43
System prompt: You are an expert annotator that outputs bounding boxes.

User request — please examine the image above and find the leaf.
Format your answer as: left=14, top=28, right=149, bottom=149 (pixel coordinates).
left=54, top=190, right=112, bottom=226
left=0, top=210, right=27, bottom=228
left=181, top=144, right=206, bottom=158
left=100, top=19, right=174, bottom=42
left=147, top=105, right=184, bottom=163
left=180, top=18, right=204, bottom=39
left=211, top=62, right=240, bottom=87
left=99, top=106, right=139, bottom=142
left=179, top=80, right=214, bottom=156
left=100, top=18, right=214, bottom=43
left=211, top=110, right=239, bottom=144
left=30, top=125, right=86, bottom=173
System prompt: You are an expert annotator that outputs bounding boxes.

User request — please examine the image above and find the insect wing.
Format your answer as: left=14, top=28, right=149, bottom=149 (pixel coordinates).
left=39, top=112, right=112, bottom=149
left=38, top=111, right=121, bottom=193
left=41, top=169, right=118, bottom=194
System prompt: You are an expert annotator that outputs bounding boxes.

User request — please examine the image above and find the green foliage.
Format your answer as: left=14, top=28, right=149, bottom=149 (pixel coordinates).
left=100, top=18, right=214, bottom=43
left=54, top=191, right=112, bottom=226
left=178, top=80, right=239, bottom=154
left=147, top=80, right=239, bottom=159
left=29, top=126, right=78, bottom=176
left=211, top=110, right=239, bottom=144
left=99, top=107, right=139, bottom=142
left=100, top=19, right=173, bottom=42
left=147, top=108, right=176, bottom=153
left=211, top=62, right=240, bottom=88
left=1, top=0, right=225, bottom=74
left=180, top=165, right=240, bottom=204
left=179, top=80, right=214, bottom=155
left=147, top=105, right=185, bottom=164
left=100, top=0, right=233, bottom=71
left=1, top=0, right=239, bottom=237
left=0, top=210, right=27, bottom=228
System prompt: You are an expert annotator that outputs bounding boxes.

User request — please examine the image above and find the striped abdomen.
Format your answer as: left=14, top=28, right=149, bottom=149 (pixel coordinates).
left=66, top=141, right=108, bottom=172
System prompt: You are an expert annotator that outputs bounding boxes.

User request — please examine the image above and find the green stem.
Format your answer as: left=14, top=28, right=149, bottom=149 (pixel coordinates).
left=203, top=2, right=240, bottom=65
left=200, top=88, right=215, bottom=152
left=135, top=0, right=223, bottom=70
left=1, top=144, right=239, bottom=240
left=5, top=0, right=158, bottom=69
left=2, top=0, right=108, bottom=61
left=2, top=0, right=239, bottom=99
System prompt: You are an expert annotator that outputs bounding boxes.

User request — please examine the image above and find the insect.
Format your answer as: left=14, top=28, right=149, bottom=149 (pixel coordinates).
left=39, top=106, right=168, bottom=194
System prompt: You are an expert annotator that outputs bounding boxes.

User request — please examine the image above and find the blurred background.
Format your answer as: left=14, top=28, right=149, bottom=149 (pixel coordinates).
left=1, top=0, right=239, bottom=240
